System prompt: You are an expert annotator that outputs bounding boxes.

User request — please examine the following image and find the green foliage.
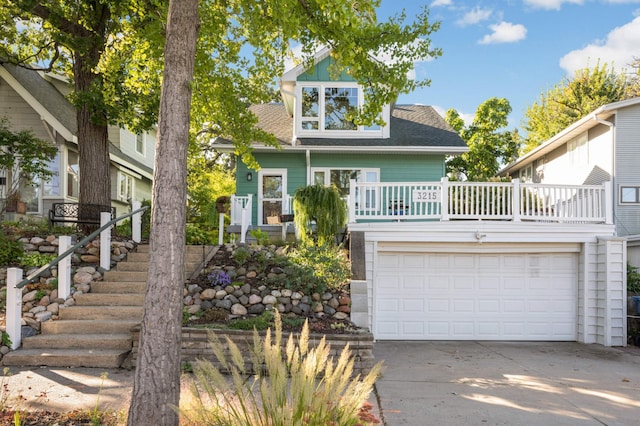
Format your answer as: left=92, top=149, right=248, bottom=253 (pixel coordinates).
left=186, top=223, right=216, bottom=245
left=249, top=228, right=270, bottom=246
left=523, top=61, right=630, bottom=152
left=231, top=246, right=250, bottom=264
left=1, top=332, right=11, bottom=348
left=445, top=97, right=521, bottom=181
left=19, top=252, right=56, bottom=268
left=293, top=185, right=347, bottom=244
left=187, top=156, right=235, bottom=229
left=0, top=233, right=24, bottom=266
left=628, top=263, right=640, bottom=293
left=179, top=310, right=382, bottom=426
left=1, top=219, right=71, bottom=238
left=0, top=118, right=57, bottom=213
left=284, top=240, right=351, bottom=293
left=227, top=311, right=275, bottom=331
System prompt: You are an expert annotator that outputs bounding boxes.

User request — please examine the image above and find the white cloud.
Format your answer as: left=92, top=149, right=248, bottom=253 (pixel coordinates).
left=457, top=7, right=493, bottom=26
left=479, top=22, right=527, bottom=44
left=524, top=0, right=584, bottom=10
left=431, top=0, right=453, bottom=7
left=559, top=16, right=640, bottom=76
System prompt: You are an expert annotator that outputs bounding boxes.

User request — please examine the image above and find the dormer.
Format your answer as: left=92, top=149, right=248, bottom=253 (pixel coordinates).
left=279, top=47, right=391, bottom=140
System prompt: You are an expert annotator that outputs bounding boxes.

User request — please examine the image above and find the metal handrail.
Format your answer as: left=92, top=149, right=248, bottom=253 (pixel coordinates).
left=15, top=205, right=149, bottom=289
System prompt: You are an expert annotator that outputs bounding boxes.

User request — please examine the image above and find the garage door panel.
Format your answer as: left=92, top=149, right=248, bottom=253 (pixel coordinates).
left=375, top=251, right=577, bottom=341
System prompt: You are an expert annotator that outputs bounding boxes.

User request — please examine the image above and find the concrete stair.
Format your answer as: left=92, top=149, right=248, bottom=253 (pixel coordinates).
left=2, top=244, right=214, bottom=368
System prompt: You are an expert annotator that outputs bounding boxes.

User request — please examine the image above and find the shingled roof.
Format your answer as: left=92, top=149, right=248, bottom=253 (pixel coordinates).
left=224, top=103, right=466, bottom=151
left=1, top=62, right=77, bottom=133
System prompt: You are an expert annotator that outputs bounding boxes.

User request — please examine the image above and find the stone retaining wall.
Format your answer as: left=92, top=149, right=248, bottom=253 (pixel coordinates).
left=130, top=326, right=375, bottom=375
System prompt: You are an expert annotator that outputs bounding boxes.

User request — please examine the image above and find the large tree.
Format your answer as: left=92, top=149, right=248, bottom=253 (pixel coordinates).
left=130, top=1, right=442, bottom=424
left=445, top=97, right=520, bottom=181
left=0, top=1, right=164, bottom=207
left=126, top=1, right=198, bottom=424
left=522, top=61, right=631, bottom=153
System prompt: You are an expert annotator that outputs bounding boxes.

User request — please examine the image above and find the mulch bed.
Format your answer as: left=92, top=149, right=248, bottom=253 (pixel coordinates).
left=0, top=410, right=120, bottom=426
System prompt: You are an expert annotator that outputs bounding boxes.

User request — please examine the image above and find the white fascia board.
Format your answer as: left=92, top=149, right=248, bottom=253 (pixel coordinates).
left=109, top=153, right=153, bottom=180
left=281, top=46, right=332, bottom=82
left=213, top=143, right=468, bottom=155
left=0, top=66, right=75, bottom=142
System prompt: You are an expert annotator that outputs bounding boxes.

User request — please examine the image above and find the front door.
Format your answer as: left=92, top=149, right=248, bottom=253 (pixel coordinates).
left=258, top=169, right=287, bottom=225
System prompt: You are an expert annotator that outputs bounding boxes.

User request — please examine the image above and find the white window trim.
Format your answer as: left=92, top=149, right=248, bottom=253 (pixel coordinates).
left=258, top=168, right=288, bottom=226
left=619, top=186, right=640, bottom=205
left=295, top=82, right=389, bottom=138
left=135, top=133, right=146, bottom=156
left=311, top=167, right=380, bottom=210
left=117, top=171, right=135, bottom=202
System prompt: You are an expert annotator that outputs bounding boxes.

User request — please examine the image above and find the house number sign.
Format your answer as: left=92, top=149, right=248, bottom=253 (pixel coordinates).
left=412, top=189, right=440, bottom=202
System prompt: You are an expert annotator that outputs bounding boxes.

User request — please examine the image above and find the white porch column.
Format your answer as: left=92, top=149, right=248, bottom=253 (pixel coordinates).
left=58, top=235, right=72, bottom=300
left=218, top=213, right=225, bottom=245
left=348, top=179, right=356, bottom=223
left=6, top=268, right=23, bottom=350
left=604, top=181, right=613, bottom=225
left=100, top=212, right=111, bottom=271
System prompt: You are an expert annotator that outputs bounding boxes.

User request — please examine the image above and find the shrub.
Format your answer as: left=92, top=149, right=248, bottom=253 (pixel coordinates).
left=186, top=223, right=216, bottom=245
left=628, top=263, right=640, bottom=293
left=293, top=184, right=347, bottom=245
left=179, top=310, right=382, bottom=425
left=249, top=228, right=270, bottom=246
left=0, top=233, right=24, bottom=266
left=19, top=252, right=56, bottom=268
left=286, top=240, right=351, bottom=292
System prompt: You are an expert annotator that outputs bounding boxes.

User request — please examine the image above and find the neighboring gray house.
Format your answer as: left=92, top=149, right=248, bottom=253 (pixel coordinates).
left=0, top=62, right=155, bottom=217
left=498, top=97, right=640, bottom=267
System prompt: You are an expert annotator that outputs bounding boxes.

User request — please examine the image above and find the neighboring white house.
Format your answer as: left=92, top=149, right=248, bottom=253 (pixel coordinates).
left=498, top=97, right=640, bottom=268
left=0, top=62, right=155, bottom=217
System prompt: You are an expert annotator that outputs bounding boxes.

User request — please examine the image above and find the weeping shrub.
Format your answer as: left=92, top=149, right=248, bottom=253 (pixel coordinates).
left=293, top=184, right=347, bottom=244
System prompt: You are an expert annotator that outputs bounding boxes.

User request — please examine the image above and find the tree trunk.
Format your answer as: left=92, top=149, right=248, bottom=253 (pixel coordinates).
left=127, top=1, right=199, bottom=425
left=73, top=55, right=111, bottom=208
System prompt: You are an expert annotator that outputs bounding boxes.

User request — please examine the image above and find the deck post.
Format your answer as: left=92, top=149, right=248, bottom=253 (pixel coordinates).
left=604, top=181, right=613, bottom=224
left=440, top=177, right=449, bottom=221
left=512, top=179, right=521, bottom=222
left=348, top=179, right=357, bottom=223
left=132, top=200, right=142, bottom=243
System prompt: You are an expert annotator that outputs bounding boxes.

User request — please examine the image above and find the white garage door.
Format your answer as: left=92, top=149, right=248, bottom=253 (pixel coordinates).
left=374, top=250, right=578, bottom=340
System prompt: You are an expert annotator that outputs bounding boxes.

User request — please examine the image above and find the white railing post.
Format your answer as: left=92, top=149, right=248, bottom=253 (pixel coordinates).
left=6, top=268, right=23, bottom=350
left=100, top=212, right=111, bottom=271
left=349, top=179, right=356, bottom=223
left=218, top=213, right=225, bottom=245
left=604, top=181, right=613, bottom=224
left=440, top=177, right=449, bottom=221
left=512, top=179, right=521, bottom=222
left=132, top=200, right=142, bottom=243
left=58, top=235, right=72, bottom=300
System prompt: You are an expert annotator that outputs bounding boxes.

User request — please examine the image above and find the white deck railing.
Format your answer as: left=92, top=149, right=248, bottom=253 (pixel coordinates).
left=348, top=178, right=612, bottom=224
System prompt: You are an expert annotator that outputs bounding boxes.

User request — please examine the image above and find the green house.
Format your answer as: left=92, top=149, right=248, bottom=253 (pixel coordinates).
left=216, top=48, right=467, bottom=239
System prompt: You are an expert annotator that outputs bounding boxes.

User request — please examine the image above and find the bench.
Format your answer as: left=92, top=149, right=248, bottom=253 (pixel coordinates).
left=49, top=202, right=116, bottom=229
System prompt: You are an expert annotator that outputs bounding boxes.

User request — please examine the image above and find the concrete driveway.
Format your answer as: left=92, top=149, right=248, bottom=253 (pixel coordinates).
left=373, top=342, right=640, bottom=426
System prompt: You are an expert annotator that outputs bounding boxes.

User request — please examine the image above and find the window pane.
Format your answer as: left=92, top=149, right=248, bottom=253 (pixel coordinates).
left=302, top=121, right=318, bottom=130
left=136, top=134, right=144, bottom=154
left=621, top=187, right=638, bottom=203
left=43, top=151, right=60, bottom=196
left=263, top=201, right=282, bottom=223
left=330, top=169, right=359, bottom=197
left=263, top=175, right=282, bottom=198
left=314, top=171, right=325, bottom=185
left=67, top=151, right=79, bottom=198
left=324, top=87, right=358, bottom=130
left=302, top=87, right=319, bottom=117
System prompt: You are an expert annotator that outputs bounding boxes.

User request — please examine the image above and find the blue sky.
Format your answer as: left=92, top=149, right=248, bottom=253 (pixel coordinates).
left=377, top=0, right=640, bottom=130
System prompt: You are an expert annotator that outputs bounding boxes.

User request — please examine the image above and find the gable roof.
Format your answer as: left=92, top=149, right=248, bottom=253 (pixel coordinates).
left=0, top=61, right=76, bottom=140
left=215, top=103, right=467, bottom=154
left=499, top=97, right=640, bottom=176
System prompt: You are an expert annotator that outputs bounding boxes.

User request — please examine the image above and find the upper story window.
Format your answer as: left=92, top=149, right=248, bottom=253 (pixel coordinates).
left=135, top=133, right=145, bottom=155
left=297, top=83, right=386, bottom=137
